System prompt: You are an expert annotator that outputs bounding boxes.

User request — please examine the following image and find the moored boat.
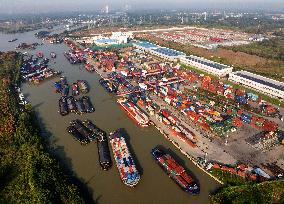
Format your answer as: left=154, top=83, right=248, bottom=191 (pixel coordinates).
left=151, top=147, right=200, bottom=195
left=58, top=97, right=69, bottom=116
left=67, top=126, right=89, bottom=145
left=77, top=80, right=89, bottom=94
left=82, top=96, right=95, bottom=113
left=109, top=129, right=140, bottom=187
left=117, top=98, right=149, bottom=127
left=97, top=133, right=112, bottom=170
left=71, top=83, right=79, bottom=96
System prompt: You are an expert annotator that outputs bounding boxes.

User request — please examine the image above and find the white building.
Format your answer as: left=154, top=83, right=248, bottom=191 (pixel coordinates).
left=180, top=55, right=233, bottom=77
left=77, top=32, right=133, bottom=45
left=149, top=47, right=186, bottom=62
left=132, top=41, right=159, bottom=52
left=229, top=71, right=284, bottom=99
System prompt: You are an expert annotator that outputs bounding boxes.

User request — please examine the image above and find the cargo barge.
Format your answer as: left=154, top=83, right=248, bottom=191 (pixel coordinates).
left=71, top=83, right=79, bottom=96
left=151, top=147, right=200, bottom=195
left=117, top=98, right=149, bottom=127
left=67, top=126, right=89, bottom=145
left=58, top=97, right=69, bottom=116
left=77, top=80, right=89, bottom=94
left=99, top=78, right=117, bottom=93
left=97, top=133, right=112, bottom=170
left=109, top=130, right=140, bottom=187
left=82, top=96, right=95, bottom=113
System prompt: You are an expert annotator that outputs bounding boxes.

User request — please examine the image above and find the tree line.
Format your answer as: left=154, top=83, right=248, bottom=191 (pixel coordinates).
left=0, top=52, right=86, bottom=203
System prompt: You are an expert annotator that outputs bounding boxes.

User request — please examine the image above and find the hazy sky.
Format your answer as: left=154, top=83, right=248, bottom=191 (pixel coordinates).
left=0, top=0, right=283, bottom=14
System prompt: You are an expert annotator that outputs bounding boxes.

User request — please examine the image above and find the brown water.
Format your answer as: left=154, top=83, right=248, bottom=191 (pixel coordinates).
left=0, top=31, right=220, bottom=204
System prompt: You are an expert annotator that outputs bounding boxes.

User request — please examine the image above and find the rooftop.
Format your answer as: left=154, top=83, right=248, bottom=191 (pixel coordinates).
left=153, top=47, right=185, bottom=57
left=134, top=41, right=158, bottom=49
left=185, top=55, right=232, bottom=70
left=233, top=71, right=284, bottom=91
left=95, top=38, right=117, bottom=44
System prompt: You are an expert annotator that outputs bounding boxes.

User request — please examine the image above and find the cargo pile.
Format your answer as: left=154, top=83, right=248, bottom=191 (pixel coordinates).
left=117, top=98, right=150, bottom=127
left=152, top=147, right=200, bottom=195
left=109, top=129, right=140, bottom=187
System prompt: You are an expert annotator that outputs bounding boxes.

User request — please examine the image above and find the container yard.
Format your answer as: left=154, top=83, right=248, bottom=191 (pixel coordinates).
left=9, top=28, right=283, bottom=202
left=81, top=37, right=284, bottom=179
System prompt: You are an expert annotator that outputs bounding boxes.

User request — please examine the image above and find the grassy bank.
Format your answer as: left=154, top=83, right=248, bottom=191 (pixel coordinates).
left=210, top=180, right=284, bottom=204
left=0, top=52, right=84, bottom=203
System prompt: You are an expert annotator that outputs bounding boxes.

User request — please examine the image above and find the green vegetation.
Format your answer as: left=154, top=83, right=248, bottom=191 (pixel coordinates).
left=0, top=52, right=84, bottom=203
left=227, top=37, right=284, bottom=61
left=211, top=180, right=284, bottom=204
left=210, top=169, right=254, bottom=186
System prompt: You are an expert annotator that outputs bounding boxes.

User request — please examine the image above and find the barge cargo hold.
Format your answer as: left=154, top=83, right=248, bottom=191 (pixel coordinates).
left=83, top=120, right=105, bottom=139
left=82, top=120, right=100, bottom=141
left=70, top=120, right=92, bottom=142
left=58, top=97, right=69, bottom=116
left=66, top=96, right=77, bottom=113
left=82, top=96, right=95, bottom=113
left=109, top=130, right=140, bottom=187
left=117, top=98, right=150, bottom=128
left=67, top=126, right=89, bottom=145
left=97, top=134, right=112, bottom=170
left=151, top=147, right=200, bottom=195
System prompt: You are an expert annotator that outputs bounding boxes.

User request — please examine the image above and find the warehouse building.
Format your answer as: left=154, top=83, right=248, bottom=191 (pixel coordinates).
left=132, top=41, right=158, bottom=52
left=149, top=47, right=186, bottom=61
left=180, top=55, right=233, bottom=77
left=229, top=71, right=284, bottom=99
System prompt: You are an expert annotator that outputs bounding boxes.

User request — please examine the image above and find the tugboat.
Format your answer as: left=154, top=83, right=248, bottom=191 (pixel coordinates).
left=109, top=129, right=140, bottom=187
left=151, top=147, right=200, bottom=195
left=71, top=83, right=79, bottom=96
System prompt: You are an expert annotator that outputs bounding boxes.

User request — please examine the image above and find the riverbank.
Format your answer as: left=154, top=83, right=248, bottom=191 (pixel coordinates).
left=0, top=52, right=85, bottom=203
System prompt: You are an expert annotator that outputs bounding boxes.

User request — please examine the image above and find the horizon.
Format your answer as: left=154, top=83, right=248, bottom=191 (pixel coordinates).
left=0, top=0, right=283, bottom=15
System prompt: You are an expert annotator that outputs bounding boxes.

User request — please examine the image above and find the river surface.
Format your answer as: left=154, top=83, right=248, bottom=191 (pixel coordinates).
left=0, top=30, right=220, bottom=204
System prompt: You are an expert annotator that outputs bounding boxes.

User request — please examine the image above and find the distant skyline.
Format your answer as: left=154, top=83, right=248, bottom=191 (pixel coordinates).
left=0, top=0, right=283, bottom=14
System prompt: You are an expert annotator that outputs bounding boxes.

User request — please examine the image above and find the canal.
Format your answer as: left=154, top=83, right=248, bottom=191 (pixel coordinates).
left=0, top=30, right=220, bottom=204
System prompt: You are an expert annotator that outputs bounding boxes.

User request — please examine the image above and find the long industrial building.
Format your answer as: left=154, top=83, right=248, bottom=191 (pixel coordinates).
left=229, top=71, right=284, bottom=99
left=132, top=41, right=158, bottom=52
left=133, top=41, right=185, bottom=61
left=149, top=47, right=186, bottom=61
left=180, top=55, right=233, bottom=77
